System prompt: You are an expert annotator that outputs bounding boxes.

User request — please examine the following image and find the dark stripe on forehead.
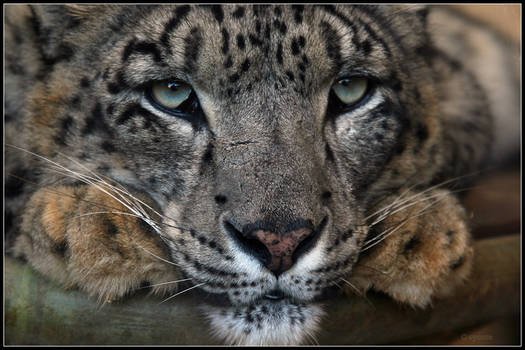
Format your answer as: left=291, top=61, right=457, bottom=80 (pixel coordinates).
left=122, top=40, right=162, bottom=63
left=276, top=42, right=284, bottom=65
left=221, top=28, right=230, bottom=54
left=252, top=5, right=271, bottom=17
left=354, top=6, right=406, bottom=56
left=233, top=6, right=245, bottom=18
left=184, top=28, right=202, bottom=73
left=292, top=5, right=304, bottom=24
left=320, top=21, right=342, bottom=68
left=209, top=5, right=224, bottom=24
left=236, top=34, right=245, bottom=50
left=320, top=5, right=392, bottom=58
left=320, top=6, right=364, bottom=55
left=160, top=5, right=191, bottom=47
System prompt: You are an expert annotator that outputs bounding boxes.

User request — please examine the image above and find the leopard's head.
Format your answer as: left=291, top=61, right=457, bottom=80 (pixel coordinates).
left=30, top=5, right=441, bottom=344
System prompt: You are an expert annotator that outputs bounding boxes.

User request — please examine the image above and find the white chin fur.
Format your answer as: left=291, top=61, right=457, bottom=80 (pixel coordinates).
left=202, top=300, right=325, bottom=345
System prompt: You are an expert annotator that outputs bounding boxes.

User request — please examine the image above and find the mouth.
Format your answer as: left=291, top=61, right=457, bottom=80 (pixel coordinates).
left=191, top=283, right=341, bottom=307
left=191, top=284, right=339, bottom=345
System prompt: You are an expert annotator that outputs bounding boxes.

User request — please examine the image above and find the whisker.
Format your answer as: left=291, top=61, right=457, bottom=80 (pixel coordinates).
left=356, top=264, right=391, bottom=276
left=368, top=185, right=476, bottom=229
left=75, top=262, right=100, bottom=287
left=71, top=211, right=144, bottom=220
left=369, top=192, right=438, bottom=228
left=158, top=282, right=206, bottom=305
left=9, top=171, right=173, bottom=243
left=361, top=198, right=443, bottom=252
left=7, top=145, right=227, bottom=239
left=304, top=328, right=320, bottom=346
left=361, top=221, right=402, bottom=247
left=339, top=277, right=376, bottom=310
left=138, top=278, right=193, bottom=289
left=53, top=151, right=177, bottom=226
left=363, top=178, right=426, bottom=222
left=361, top=218, right=411, bottom=253
left=363, top=171, right=483, bottom=223
left=332, top=280, right=342, bottom=290
left=6, top=173, right=135, bottom=215
left=138, top=246, right=181, bottom=268
left=42, top=164, right=205, bottom=237
left=6, top=146, right=154, bottom=226
left=365, top=193, right=441, bottom=244
left=42, top=164, right=144, bottom=221
left=339, top=277, right=362, bottom=296
left=44, top=165, right=175, bottom=240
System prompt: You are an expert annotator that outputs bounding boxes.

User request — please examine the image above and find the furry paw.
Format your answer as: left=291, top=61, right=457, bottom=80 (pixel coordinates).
left=348, top=188, right=473, bottom=307
left=13, top=183, right=181, bottom=302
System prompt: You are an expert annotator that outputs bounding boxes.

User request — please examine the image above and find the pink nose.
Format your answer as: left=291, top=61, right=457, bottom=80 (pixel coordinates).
left=254, top=227, right=313, bottom=275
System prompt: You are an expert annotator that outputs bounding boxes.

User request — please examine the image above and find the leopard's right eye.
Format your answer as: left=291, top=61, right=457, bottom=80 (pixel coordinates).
left=147, top=80, right=201, bottom=118
left=151, top=81, right=192, bottom=109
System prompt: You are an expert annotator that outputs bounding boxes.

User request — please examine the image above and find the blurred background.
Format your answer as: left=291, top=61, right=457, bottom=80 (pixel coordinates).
left=425, top=4, right=521, bottom=346
left=453, top=4, right=520, bottom=44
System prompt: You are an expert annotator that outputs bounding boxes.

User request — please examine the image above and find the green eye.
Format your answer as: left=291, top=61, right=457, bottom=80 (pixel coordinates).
left=151, top=80, right=192, bottom=110
left=331, top=77, right=368, bottom=105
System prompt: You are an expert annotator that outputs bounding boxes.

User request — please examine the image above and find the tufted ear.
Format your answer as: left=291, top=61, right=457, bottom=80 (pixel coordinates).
left=29, top=5, right=107, bottom=63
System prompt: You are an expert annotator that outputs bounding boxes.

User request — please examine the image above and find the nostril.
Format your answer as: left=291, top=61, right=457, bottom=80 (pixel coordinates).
left=292, top=216, right=328, bottom=264
left=223, top=220, right=271, bottom=266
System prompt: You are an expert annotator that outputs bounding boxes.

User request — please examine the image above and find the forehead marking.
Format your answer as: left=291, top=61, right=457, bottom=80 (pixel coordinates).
left=184, top=28, right=202, bottom=73
left=160, top=5, right=191, bottom=47
left=209, top=5, right=224, bottom=24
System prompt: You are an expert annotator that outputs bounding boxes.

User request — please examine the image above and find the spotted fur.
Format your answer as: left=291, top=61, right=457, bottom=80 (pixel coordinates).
left=5, top=5, right=519, bottom=345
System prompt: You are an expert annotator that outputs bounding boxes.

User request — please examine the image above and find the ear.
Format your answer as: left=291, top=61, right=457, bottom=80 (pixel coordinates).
left=392, top=4, right=429, bottom=22
left=387, top=5, right=431, bottom=50
left=29, top=5, right=107, bottom=62
left=63, top=4, right=109, bottom=19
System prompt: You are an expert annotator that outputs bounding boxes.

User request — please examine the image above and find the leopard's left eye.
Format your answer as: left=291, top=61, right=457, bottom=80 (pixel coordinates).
left=331, top=77, right=369, bottom=106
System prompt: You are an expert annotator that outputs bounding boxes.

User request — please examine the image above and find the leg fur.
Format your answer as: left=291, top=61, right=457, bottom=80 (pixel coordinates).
left=13, top=183, right=181, bottom=303
left=348, top=189, right=474, bottom=307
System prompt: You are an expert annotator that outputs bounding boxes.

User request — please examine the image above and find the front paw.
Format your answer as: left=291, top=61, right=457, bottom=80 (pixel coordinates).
left=348, top=189, right=473, bottom=307
left=13, top=184, right=181, bottom=303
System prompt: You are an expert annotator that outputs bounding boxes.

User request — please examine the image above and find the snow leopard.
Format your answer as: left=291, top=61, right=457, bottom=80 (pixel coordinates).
left=4, top=4, right=519, bottom=345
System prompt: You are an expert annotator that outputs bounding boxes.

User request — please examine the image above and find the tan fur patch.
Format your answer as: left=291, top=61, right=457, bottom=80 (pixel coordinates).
left=349, top=189, right=473, bottom=307
left=15, top=183, right=181, bottom=302
left=26, top=82, right=70, bottom=155
left=39, top=187, right=78, bottom=243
